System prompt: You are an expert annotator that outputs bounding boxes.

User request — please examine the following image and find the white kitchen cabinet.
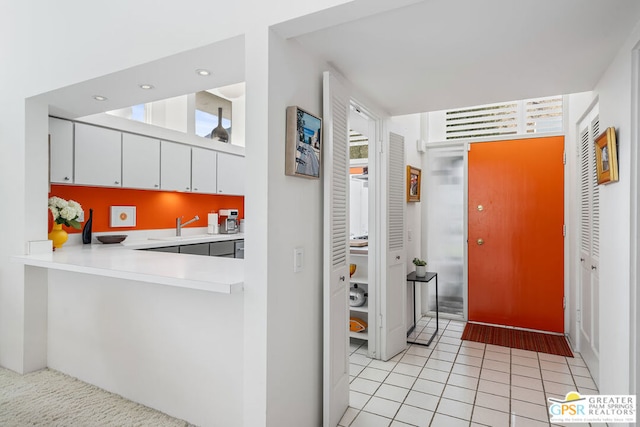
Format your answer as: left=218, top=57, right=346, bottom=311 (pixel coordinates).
left=74, top=123, right=122, bottom=187
left=191, top=147, right=217, bottom=193
left=49, top=117, right=74, bottom=184
left=122, top=133, right=160, bottom=190
left=216, top=152, right=244, bottom=195
left=161, top=141, right=191, bottom=191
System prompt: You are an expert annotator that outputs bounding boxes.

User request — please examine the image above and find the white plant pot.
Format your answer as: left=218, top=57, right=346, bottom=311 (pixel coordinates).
left=415, top=265, right=426, bottom=277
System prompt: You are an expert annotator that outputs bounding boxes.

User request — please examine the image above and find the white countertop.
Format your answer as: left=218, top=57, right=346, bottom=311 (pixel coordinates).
left=12, top=233, right=245, bottom=294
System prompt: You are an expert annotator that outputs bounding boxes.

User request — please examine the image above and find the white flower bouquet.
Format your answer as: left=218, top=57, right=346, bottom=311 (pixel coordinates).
left=48, top=196, right=83, bottom=229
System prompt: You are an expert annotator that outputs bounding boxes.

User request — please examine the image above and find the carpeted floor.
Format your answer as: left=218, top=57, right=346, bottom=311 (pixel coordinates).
left=461, top=322, right=574, bottom=357
left=0, top=367, right=193, bottom=426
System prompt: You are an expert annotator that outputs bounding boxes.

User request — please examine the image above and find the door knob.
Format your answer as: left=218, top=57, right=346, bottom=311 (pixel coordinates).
left=477, top=238, right=484, bottom=245
left=477, top=204, right=484, bottom=211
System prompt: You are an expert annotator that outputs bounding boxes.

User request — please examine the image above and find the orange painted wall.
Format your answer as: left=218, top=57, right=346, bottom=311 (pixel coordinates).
left=49, top=185, right=244, bottom=234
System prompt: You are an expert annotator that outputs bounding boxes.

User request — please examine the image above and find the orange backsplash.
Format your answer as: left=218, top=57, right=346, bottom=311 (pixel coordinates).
left=49, top=185, right=244, bottom=234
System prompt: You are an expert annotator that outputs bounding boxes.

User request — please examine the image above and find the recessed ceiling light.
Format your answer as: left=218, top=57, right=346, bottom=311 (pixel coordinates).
left=195, top=69, right=211, bottom=76
left=93, top=95, right=107, bottom=101
left=139, top=84, right=154, bottom=90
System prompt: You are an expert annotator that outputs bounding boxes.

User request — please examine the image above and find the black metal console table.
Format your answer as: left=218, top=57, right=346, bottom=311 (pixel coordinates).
left=406, top=271, right=438, bottom=347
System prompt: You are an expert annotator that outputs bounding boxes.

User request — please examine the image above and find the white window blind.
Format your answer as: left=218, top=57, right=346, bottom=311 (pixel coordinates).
left=444, top=95, right=563, bottom=140
left=388, top=132, right=405, bottom=251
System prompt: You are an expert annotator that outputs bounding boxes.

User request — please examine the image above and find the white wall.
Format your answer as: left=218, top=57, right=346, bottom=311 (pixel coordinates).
left=47, top=270, right=244, bottom=427
left=590, top=19, right=640, bottom=396
left=389, top=114, right=422, bottom=267
left=261, top=30, right=326, bottom=427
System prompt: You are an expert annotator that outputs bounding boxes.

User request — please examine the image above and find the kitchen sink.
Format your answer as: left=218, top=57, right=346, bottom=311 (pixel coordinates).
left=148, top=234, right=212, bottom=241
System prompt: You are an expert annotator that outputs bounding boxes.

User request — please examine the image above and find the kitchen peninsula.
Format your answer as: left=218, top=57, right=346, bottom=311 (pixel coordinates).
left=12, top=233, right=245, bottom=427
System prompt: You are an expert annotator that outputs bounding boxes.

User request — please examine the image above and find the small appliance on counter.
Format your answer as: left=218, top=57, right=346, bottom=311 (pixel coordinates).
left=219, top=209, right=239, bottom=234
left=207, top=212, right=219, bottom=234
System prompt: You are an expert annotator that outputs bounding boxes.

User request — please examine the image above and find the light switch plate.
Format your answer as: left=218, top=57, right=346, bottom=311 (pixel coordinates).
left=294, top=247, right=304, bottom=273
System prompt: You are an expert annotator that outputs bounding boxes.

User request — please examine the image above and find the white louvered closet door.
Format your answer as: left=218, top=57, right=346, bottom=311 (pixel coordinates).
left=578, top=108, right=600, bottom=387
left=322, top=71, right=350, bottom=427
left=380, top=131, right=407, bottom=361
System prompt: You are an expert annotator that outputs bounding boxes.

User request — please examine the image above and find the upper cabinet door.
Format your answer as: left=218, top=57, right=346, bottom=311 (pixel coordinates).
left=217, top=152, right=244, bottom=195
left=49, top=117, right=74, bottom=184
left=191, top=147, right=217, bottom=193
left=161, top=141, right=191, bottom=192
left=74, top=123, right=122, bottom=187
left=122, top=133, right=160, bottom=190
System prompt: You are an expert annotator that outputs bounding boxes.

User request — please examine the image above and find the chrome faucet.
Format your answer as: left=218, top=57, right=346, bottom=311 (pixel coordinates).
left=176, top=215, right=200, bottom=236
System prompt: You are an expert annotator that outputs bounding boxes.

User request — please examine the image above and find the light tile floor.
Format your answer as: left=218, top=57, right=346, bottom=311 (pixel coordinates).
left=341, top=317, right=602, bottom=427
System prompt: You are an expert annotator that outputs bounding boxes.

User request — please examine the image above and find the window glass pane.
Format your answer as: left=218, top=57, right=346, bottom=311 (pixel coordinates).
left=425, top=146, right=465, bottom=318
left=107, top=95, right=188, bottom=133
left=195, top=91, right=232, bottom=139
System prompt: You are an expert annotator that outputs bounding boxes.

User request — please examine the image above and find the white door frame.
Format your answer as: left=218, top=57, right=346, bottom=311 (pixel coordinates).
left=629, top=43, right=639, bottom=395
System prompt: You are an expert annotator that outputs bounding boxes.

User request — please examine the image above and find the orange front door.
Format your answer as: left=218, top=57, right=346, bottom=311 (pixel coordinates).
left=468, top=137, right=564, bottom=333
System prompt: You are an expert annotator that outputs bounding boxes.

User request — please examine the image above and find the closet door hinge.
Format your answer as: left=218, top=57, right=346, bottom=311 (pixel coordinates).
left=379, top=313, right=383, bottom=328
left=563, top=151, right=566, bottom=165
left=563, top=297, right=566, bottom=310
left=563, top=224, right=566, bottom=237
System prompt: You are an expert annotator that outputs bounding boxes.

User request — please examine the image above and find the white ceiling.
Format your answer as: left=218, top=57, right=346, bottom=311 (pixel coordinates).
left=290, top=0, right=640, bottom=116
left=41, top=1, right=640, bottom=120
left=44, top=36, right=245, bottom=119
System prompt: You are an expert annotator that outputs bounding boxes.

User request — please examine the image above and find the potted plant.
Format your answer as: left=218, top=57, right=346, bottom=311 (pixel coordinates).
left=412, top=257, right=427, bottom=277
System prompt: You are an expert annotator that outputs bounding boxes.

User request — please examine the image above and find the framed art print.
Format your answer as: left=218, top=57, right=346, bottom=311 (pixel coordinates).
left=285, top=106, right=322, bottom=179
left=110, top=206, right=136, bottom=227
left=407, top=166, right=421, bottom=202
left=594, top=127, right=618, bottom=185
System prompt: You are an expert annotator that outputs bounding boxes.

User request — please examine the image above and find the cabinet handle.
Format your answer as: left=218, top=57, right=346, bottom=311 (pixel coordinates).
left=186, top=187, right=190, bottom=190
left=64, top=176, right=70, bottom=181
left=396, top=255, right=400, bottom=260
left=339, top=276, right=345, bottom=281
left=591, top=265, right=597, bottom=270
left=194, top=188, right=198, bottom=191
left=114, top=181, right=120, bottom=185
left=154, top=184, right=159, bottom=188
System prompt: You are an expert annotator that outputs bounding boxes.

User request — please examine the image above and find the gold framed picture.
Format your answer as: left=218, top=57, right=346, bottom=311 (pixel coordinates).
left=406, top=165, right=421, bottom=202
left=594, top=127, right=618, bottom=185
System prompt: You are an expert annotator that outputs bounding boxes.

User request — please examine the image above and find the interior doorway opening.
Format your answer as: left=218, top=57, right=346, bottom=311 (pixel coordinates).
left=348, top=102, right=377, bottom=360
